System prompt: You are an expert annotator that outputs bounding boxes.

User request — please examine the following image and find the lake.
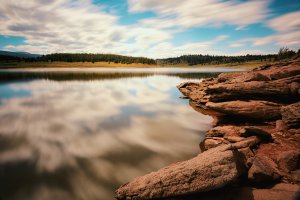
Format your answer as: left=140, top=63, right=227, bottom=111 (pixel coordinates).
left=0, top=68, right=246, bottom=200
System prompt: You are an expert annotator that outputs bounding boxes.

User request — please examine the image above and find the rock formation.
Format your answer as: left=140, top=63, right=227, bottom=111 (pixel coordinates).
left=116, top=59, right=300, bottom=200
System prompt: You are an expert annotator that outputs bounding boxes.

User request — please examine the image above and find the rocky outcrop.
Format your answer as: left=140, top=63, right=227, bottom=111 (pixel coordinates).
left=115, top=145, right=243, bottom=200
left=116, top=59, right=300, bottom=200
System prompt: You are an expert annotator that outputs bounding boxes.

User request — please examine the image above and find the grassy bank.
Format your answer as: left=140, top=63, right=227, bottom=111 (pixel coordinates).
left=0, top=60, right=274, bottom=69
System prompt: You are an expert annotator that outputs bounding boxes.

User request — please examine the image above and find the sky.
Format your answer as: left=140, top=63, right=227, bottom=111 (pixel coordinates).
left=0, top=0, right=299, bottom=58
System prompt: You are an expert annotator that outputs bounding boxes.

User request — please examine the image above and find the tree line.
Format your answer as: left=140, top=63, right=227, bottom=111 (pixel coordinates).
left=157, top=48, right=300, bottom=65
left=37, top=53, right=156, bottom=64
left=0, top=53, right=156, bottom=65
left=157, top=54, right=277, bottom=65
left=0, top=48, right=299, bottom=65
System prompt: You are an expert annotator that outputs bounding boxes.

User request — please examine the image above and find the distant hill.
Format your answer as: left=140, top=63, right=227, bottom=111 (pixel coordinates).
left=0, top=50, right=40, bottom=58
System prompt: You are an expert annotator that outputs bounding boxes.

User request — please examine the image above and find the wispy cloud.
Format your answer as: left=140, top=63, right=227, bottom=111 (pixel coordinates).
left=229, top=43, right=245, bottom=48
left=129, top=0, right=269, bottom=29
left=268, top=11, right=300, bottom=32
left=0, top=0, right=171, bottom=55
left=247, top=11, right=300, bottom=48
left=0, top=0, right=298, bottom=57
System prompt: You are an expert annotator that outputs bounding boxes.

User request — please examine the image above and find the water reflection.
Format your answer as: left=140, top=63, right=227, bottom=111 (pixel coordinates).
left=0, top=74, right=214, bottom=200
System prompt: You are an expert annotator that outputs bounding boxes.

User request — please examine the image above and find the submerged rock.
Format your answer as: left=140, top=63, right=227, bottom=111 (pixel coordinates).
left=115, top=145, right=242, bottom=200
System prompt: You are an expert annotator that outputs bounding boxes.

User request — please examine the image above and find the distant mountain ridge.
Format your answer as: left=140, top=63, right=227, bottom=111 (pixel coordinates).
left=0, top=50, right=40, bottom=58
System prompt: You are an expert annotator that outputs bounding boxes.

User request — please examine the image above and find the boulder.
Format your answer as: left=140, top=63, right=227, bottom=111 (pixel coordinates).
left=115, top=145, right=243, bottom=200
left=206, top=101, right=282, bottom=120
left=281, top=101, right=300, bottom=129
left=248, top=155, right=281, bottom=182
left=277, top=150, right=300, bottom=172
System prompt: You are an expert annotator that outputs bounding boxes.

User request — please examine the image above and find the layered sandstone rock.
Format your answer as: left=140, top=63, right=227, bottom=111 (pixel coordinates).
left=206, top=100, right=282, bottom=120
left=115, top=145, right=243, bottom=200
left=116, top=59, right=300, bottom=200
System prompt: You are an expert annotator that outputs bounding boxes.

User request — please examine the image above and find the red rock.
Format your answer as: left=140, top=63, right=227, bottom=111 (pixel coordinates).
left=177, top=82, right=199, bottom=89
left=277, top=150, right=300, bottom=172
left=252, top=183, right=300, bottom=200
left=238, top=127, right=272, bottom=140
left=206, top=100, right=282, bottom=120
left=248, top=155, right=281, bottom=182
left=115, top=145, right=242, bottom=200
left=281, top=101, right=300, bottom=129
left=231, top=136, right=260, bottom=149
left=238, top=147, right=255, bottom=166
left=202, top=137, right=229, bottom=150
left=206, top=80, right=300, bottom=102
left=160, top=184, right=300, bottom=200
left=225, top=136, right=244, bottom=143
left=206, top=126, right=244, bottom=137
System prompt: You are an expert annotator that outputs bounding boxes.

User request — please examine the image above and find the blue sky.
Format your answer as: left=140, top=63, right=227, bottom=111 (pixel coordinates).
left=0, top=0, right=299, bottom=58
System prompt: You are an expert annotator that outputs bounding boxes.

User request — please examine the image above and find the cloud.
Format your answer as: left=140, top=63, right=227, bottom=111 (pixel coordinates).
left=0, top=0, right=171, bottom=55
left=268, top=11, right=300, bottom=32
left=2, top=0, right=294, bottom=57
left=129, top=0, right=269, bottom=29
left=142, top=35, right=229, bottom=58
left=233, top=49, right=275, bottom=55
left=229, top=43, right=245, bottom=48
left=246, top=11, right=300, bottom=48
left=250, top=31, right=300, bottom=47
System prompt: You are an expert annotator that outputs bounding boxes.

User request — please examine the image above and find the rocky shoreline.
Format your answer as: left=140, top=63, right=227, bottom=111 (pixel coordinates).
left=115, top=59, right=300, bottom=200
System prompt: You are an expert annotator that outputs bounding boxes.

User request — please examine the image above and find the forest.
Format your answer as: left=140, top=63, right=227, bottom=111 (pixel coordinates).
left=0, top=47, right=299, bottom=65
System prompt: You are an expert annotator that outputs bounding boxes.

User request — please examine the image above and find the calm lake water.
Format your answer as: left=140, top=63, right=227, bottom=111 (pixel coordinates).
left=0, top=68, right=246, bottom=200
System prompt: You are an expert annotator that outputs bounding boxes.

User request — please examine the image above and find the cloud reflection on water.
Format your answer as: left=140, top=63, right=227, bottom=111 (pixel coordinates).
left=0, top=75, right=212, bottom=200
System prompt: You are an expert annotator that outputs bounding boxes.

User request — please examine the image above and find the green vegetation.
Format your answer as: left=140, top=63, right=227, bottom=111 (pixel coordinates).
left=158, top=47, right=300, bottom=66
left=157, top=54, right=276, bottom=65
left=277, top=47, right=299, bottom=60
left=0, top=47, right=298, bottom=68
left=0, top=53, right=156, bottom=65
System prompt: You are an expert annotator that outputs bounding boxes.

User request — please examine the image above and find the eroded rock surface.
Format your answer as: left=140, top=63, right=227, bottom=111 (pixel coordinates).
left=115, top=145, right=242, bottom=200
left=206, top=100, right=282, bottom=120
left=116, top=59, right=300, bottom=200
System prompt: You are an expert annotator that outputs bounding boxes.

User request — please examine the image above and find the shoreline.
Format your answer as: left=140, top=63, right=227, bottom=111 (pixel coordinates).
left=115, top=59, right=300, bottom=200
left=0, top=61, right=274, bottom=69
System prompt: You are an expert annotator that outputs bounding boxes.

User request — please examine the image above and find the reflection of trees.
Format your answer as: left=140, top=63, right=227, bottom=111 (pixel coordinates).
left=0, top=71, right=219, bottom=82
